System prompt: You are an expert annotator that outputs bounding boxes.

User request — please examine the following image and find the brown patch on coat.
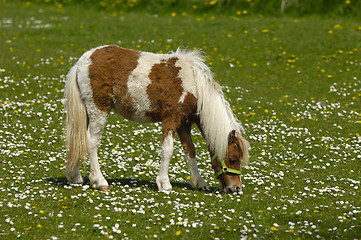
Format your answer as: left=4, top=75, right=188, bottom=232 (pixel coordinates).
left=147, top=57, right=197, bottom=138
left=89, top=46, right=140, bottom=115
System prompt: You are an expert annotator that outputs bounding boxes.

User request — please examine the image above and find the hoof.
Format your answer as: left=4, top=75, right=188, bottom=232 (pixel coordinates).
left=198, top=186, right=208, bottom=191
left=190, top=176, right=207, bottom=190
left=99, top=186, right=109, bottom=192
left=156, top=176, right=172, bottom=192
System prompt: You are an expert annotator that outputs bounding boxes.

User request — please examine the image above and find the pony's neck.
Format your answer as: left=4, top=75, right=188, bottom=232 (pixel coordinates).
left=197, top=82, right=242, bottom=159
left=177, top=48, right=243, bottom=159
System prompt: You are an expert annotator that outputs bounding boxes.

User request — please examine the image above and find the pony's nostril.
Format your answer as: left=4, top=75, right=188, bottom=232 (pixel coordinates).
left=226, top=187, right=232, bottom=193
left=235, top=186, right=241, bottom=192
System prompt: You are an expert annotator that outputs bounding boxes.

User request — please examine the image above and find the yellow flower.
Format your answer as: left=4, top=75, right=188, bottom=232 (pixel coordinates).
left=176, top=230, right=181, bottom=236
left=270, top=226, right=278, bottom=231
left=210, top=0, right=217, bottom=5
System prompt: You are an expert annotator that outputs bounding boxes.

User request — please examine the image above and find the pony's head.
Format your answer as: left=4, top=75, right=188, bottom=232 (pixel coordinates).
left=212, top=130, right=249, bottom=193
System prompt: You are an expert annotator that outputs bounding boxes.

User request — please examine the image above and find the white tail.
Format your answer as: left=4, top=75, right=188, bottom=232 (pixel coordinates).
left=64, top=65, right=88, bottom=171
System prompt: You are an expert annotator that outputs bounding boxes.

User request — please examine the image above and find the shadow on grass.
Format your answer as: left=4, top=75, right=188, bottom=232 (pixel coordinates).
left=45, top=176, right=220, bottom=193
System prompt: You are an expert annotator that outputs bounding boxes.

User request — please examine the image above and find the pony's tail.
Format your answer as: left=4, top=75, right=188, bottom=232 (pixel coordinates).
left=64, top=65, right=88, bottom=172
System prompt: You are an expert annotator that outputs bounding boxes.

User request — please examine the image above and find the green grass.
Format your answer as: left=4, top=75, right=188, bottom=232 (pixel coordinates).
left=1, top=1, right=361, bottom=239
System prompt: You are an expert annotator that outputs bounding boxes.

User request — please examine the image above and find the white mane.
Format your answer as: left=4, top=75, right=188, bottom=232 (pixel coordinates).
left=173, top=49, right=244, bottom=159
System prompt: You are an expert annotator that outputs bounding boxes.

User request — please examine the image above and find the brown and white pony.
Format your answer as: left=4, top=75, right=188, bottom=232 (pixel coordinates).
left=64, top=45, right=249, bottom=193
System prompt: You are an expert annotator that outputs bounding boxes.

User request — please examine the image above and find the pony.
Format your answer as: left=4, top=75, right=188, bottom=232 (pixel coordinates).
left=64, top=45, right=249, bottom=193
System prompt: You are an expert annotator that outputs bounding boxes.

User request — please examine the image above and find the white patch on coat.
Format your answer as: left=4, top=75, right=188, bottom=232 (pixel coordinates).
left=174, top=49, right=197, bottom=98
left=126, top=52, right=167, bottom=122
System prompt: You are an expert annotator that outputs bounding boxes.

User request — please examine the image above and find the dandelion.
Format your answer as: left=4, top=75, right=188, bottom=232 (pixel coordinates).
left=210, top=0, right=217, bottom=5
left=270, top=226, right=278, bottom=231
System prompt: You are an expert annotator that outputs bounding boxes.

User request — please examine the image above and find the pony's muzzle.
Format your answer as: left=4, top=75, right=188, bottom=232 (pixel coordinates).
left=224, top=183, right=242, bottom=193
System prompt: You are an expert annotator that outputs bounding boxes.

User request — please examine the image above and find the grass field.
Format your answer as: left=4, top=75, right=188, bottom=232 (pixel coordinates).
left=1, top=1, right=361, bottom=239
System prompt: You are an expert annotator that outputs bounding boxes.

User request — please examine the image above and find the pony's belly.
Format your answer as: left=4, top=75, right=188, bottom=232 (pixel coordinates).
left=113, top=104, right=154, bottom=123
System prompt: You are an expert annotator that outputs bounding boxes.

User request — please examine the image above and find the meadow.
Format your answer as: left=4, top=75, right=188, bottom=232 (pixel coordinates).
left=0, top=1, right=361, bottom=239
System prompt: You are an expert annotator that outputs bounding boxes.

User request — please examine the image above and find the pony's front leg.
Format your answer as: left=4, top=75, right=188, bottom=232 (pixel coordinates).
left=156, top=131, right=174, bottom=191
left=177, top=125, right=207, bottom=190
left=88, top=111, right=109, bottom=191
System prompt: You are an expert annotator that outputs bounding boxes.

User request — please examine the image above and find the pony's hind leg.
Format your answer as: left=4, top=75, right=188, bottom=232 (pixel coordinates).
left=177, top=124, right=207, bottom=190
left=87, top=109, right=109, bottom=191
left=65, top=155, right=84, bottom=185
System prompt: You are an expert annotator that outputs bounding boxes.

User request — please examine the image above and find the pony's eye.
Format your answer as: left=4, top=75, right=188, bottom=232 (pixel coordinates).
left=228, top=158, right=237, bottom=164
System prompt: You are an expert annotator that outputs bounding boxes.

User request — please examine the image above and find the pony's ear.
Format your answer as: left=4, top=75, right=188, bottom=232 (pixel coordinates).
left=239, top=136, right=250, bottom=166
left=228, top=130, right=236, bottom=145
